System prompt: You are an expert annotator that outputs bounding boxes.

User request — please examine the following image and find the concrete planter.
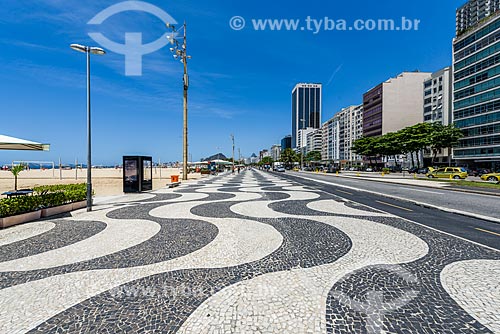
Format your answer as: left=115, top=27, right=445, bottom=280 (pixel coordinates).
left=72, top=201, right=88, bottom=211
left=41, top=203, right=74, bottom=218
left=0, top=211, right=41, bottom=228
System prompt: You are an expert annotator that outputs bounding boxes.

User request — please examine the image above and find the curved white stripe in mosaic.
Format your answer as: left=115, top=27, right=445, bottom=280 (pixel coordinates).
left=0, top=221, right=56, bottom=247
left=229, top=191, right=321, bottom=218
left=0, top=208, right=161, bottom=272
left=307, top=199, right=391, bottom=217
left=178, top=215, right=429, bottom=333
left=0, top=217, right=283, bottom=333
left=441, top=259, right=500, bottom=333
left=93, top=193, right=156, bottom=204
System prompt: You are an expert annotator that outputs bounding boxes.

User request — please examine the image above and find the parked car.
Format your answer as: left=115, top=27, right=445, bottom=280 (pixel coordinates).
left=388, top=166, right=402, bottom=173
left=417, top=167, right=429, bottom=174
left=408, top=167, right=418, bottom=174
left=480, top=173, right=500, bottom=182
left=426, top=167, right=468, bottom=179
left=276, top=166, right=286, bottom=172
left=365, top=167, right=373, bottom=172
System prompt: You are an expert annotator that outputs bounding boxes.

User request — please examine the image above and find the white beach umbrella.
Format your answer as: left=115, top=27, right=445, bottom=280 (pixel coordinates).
left=0, top=134, right=50, bottom=151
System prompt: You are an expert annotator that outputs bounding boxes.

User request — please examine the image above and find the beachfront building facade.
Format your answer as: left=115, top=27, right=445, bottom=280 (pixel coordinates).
left=453, top=1, right=500, bottom=170
left=321, top=105, right=364, bottom=167
left=291, top=83, right=322, bottom=149
left=270, top=144, right=281, bottom=161
left=453, top=4, right=500, bottom=169
left=423, top=66, right=454, bottom=165
left=306, top=128, right=323, bottom=156
left=363, top=71, right=432, bottom=138
left=456, top=0, right=500, bottom=35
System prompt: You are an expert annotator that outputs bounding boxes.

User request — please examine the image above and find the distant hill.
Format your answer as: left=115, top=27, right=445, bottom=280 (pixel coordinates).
left=202, top=153, right=227, bottom=161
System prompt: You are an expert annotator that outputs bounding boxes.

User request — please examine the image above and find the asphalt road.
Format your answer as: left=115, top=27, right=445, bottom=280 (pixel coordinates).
left=274, top=171, right=500, bottom=251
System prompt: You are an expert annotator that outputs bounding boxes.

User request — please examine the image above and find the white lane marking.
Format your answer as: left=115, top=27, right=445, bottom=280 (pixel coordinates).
left=286, top=173, right=500, bottom=252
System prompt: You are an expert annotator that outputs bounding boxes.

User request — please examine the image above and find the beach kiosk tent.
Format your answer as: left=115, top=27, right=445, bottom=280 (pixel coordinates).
left=0, top=135, right=50, bottom=151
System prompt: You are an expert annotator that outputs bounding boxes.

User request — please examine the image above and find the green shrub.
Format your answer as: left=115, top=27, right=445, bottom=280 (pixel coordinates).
left=0, top=183, right=88, bottom=218
left=382, top=168, right=391, bottom=174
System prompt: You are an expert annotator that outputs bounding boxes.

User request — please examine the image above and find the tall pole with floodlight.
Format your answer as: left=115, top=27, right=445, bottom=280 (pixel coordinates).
left=70, top=43, right=106, bottom=212
left=166, top=22, right=191, bottom=181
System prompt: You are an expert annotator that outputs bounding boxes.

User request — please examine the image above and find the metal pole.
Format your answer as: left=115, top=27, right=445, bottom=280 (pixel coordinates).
left=300, top=118, right=305, bottom=170
left=59, top=157, right=62, bottom=180
left=159, top=158, right=162, bottom=179
left=75, top=158, right=78, bottom=180
left=86, top=49, right=92, bottom=211
left=231, top=134, right=235, bottom=173
left=182, top=22, right=189, bottom=181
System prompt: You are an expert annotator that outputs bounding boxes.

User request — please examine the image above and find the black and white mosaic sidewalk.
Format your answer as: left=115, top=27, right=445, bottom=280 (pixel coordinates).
left=0, top=170, right=498, bottom=333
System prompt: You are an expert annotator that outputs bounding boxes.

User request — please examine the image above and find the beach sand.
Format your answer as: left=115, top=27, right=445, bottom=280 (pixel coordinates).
left=0, top=168, right=203, bottom=196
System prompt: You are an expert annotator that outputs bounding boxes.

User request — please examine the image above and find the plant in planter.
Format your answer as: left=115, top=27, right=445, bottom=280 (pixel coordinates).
left=10, top=164, right=26, bottom=191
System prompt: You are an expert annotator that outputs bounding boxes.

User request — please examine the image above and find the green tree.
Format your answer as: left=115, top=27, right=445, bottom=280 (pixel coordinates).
left=305, top=150, right=322, bottom=162
left=10, top=164, right=26, bottom=191
left=259, top=156, right=274, bottom=166
left=374, top=132, right=404, bottom=165
left=429, top=123, right=464, bottom=166
left=280, top=148, right=297, bottom=168
left=352, top=136, right=377, bottom=166
left=400, top=123, right=434, bottom=168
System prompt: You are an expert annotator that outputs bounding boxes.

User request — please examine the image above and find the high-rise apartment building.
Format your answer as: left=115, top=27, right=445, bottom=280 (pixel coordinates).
left=306, top=128, right=323, bottom=156
left=453, top=2, right=500, bottom=169
left=270, top=144, right=281, bottom=161
left=363, top=71, right=431, bottom=138
left=321, top=105, right=364, bottom=166
left=291, top=83, right=322, bottom=149
left=423, top=67, right=454, bottom=165
left=281, top=135, right=292, bottom=150
left=456, top=0, right=500, bottom=35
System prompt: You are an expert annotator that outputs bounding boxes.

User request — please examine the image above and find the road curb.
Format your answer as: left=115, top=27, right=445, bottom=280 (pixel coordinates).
left=289, top=172, right=500, bottom=225
left=302, top=171, right=500, bottom=198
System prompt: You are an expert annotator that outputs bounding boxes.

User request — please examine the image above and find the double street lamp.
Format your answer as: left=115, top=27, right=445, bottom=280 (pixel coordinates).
left=70, top=44, right=106, bottom=212
left=166, top=22, right=191, bottom=181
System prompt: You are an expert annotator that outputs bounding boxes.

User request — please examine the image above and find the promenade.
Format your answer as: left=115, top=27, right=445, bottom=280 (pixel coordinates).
left=0, top=169, right=498, bottom=333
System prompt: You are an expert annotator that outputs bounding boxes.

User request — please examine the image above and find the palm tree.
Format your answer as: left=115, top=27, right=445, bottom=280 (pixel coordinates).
left=10, top=164, right=26, bottom=191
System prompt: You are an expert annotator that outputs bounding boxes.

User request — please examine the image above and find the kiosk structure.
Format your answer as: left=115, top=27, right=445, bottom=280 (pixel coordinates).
left=123, top=156, right=153, bottom=193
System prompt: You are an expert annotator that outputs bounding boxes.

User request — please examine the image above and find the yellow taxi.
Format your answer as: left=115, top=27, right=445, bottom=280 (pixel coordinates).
left=426, top=167, right=468, bottom=180
left=480, top=173, right=500, bottom=182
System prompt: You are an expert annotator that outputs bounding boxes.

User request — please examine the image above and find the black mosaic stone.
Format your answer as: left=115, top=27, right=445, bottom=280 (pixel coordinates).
left=29, top=215, right=352, bottom=333
left=0, top=202, right=218, bottom=289
left=0, top=220, right=106, bottom=262
left=325, top=216, right=500, bottom=334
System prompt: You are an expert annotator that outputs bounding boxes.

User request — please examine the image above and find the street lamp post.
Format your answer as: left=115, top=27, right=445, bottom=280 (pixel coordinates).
left=300, top=118, right=306, bottom=171
left=70, top=44, right=105, bottom=212
left=166, top=22, right=191, bottom=181
left=231, top=134, right=235, bottom=174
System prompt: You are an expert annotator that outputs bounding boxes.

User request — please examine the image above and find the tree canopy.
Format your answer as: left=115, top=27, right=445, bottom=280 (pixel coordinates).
left=352, top=122, right=463, bottom=167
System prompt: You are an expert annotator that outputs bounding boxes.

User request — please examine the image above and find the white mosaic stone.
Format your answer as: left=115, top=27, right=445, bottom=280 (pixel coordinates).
left=441, top=259, right=500, bottom=333
left=0, top=221, right=56, bottom=247
left=0, top=208, right=161, bottom=271
left=0, top=215, right=282, bottom=332
left=307, top=199, right=391, bottom=217
left=178, top=215, right=429, bottom=333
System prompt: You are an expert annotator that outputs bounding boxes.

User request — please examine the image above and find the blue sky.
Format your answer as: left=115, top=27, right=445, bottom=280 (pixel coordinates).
left=1, top=0, right=465, bottom=165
